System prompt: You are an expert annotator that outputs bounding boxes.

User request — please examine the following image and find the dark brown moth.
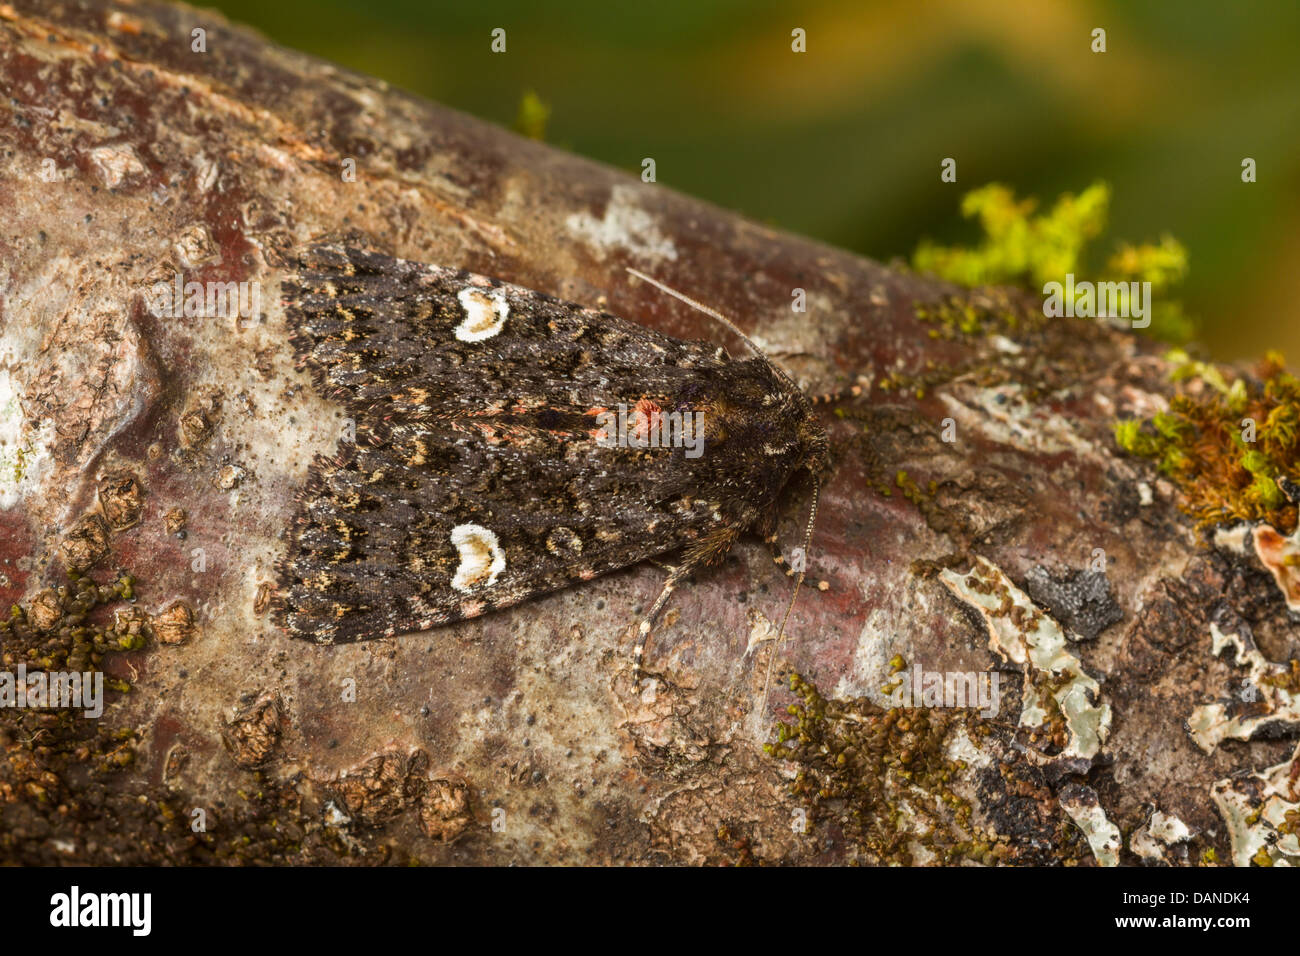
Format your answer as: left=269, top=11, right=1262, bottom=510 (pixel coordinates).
left=276, top=245, right=828, bottom=682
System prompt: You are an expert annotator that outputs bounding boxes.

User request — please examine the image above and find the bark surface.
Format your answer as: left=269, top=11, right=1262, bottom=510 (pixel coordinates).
left=1, top=0, right=1295, bottom=865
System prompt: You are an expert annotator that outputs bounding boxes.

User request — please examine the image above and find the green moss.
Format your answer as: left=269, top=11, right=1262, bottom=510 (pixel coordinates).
left=0, top=565, right=341, bottom=864
left=914, top=182, right=1108, bottom=288
left=913, top=181, right=1193, bottom=342
left=1114, top=351, right=1300, bottom=531
left=765, top=672, right=1003, bottom=865
left=912, top=284, right=1037, bottom=346
left=513, top=90, right=551, bottom=141
left=895, top=469, right=936, bottom=507
left=0, top=444, right=33, bottom=486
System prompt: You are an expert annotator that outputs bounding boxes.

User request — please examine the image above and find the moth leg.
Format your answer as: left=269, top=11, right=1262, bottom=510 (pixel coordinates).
left=810, top=383, right=864, bottom=405
left=765, top=535, right=796, bottom=578
left=631, top=525, right=745, bottom=686
left=756, top=512, right=795, bottom=578
left=631, top=565, right=688, bottom=687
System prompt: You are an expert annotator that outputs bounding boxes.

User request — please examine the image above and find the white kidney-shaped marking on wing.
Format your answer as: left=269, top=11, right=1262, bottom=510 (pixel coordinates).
left=455, top=287, right=509, bottom=342
left=450, top=523, right=506, bottom=592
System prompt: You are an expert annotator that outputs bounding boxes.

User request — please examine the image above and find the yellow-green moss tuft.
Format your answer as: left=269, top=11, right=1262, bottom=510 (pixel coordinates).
left=1114, top=351, right=1300, bottom=531
left=913, top=181, right=1193, bottom=342
left=514, top=90, right=551, bottom=141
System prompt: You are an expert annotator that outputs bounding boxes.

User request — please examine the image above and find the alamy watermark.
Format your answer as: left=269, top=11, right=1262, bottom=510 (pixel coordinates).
left=888, top=664, right=1001, bottom=718
left=1, top=664, right=103, bottom=718
left=49, top=886, right=150, bottom=936
left=1043, top=273, right=1151, bottom=329
left=147, top=273, right=262, bottom=322
left=594, top=400, right=704, bottom=459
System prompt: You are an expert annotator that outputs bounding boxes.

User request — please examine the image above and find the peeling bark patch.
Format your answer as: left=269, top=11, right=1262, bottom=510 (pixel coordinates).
left=214, top=463, right=246, bottom=490
left=174, top=223, right=220, bottom=268
left=222, top=694, right=284, bottom=768
left=325, top=750, right=473, bottom=842
left=177, top=393, right=220, bottom=451
left=27, top=588, right=63, bottom=631
left=58, top=513, right=111, bottom=572
left=327, top=750, right=429, bottom=826
left=163, top=507, right=186, bottom=535
left=151, top=601, right=195, bottom=645
left=940, top=556, right=1112, bottom=760
left=88, top=143, right=145, bottom=188
left=97, top=469, right=144, bottom=531
left=162, top=742, right=189, bottom=785
left=5, top=264, right=160, bottom=473
left=419, top=779, right=474, bottom=842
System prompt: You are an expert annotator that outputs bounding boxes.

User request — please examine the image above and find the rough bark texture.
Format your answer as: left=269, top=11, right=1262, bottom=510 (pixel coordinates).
left=1, top=0, right=1296, bottom=865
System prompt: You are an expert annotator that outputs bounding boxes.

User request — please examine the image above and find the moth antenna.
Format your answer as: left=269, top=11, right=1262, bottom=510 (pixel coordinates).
left=627, top=269, right=822, bottom=723
left=626, top=268, right=801, bottom=392
left=760, top=474, right=821, bottom=722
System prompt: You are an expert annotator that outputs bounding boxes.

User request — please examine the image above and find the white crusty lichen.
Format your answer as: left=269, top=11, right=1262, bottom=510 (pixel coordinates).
left=1131, top=809, right=1193, bottom=864
left=939, top=556, right=1112, bottom=760
left=1188, top=623, right=1300, bottom=866
left=565, top=185, right=679, bottom=264
left=1211, top=743, right=1300, bottom=868
left=939, top=383, right=1094, bottom=457
left=1059, top=784, right=1121, bottom=867
left=1187, top=624, right=1300, bottom=752
left=1211, top=523, right=1252, bottom=557
left=941, top=557, right=1119, bottom=867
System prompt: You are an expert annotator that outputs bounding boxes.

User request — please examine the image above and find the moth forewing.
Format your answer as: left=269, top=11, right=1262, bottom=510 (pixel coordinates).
left=277, top=247, right=827, bottom=686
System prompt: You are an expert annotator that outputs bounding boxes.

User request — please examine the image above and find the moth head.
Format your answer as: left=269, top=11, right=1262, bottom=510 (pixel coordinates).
left=625, top=266, right=831, bottom=481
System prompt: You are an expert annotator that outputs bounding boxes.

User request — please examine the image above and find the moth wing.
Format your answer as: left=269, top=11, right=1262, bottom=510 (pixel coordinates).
left=281, top=437, right=741, bottom=642
left=278, top=246, right=743, bottom=643
left=285, top=245, right=727, bottom=419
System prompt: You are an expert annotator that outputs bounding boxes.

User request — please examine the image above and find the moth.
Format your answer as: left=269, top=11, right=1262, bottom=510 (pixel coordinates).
left=276, top=245, right=829, bottom=683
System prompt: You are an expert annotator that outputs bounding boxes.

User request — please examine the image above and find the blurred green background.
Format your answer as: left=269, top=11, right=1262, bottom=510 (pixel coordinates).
left=206, top=0, right=1300, bottom=362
